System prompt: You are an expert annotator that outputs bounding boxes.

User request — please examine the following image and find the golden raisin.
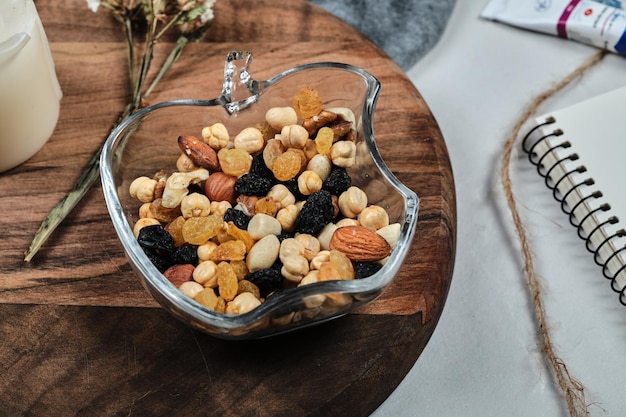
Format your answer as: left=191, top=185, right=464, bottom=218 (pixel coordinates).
left=217, top=262, right=238, bottom=301
left=329, top=249, right=355, bottom=280
left=225, top=222, right=255, bottom=252
left=181, top=214, right=223, bottom=245
left=237, top=280, right=261, bottom=299
left=214, top=296, right=227, bottom=313
left=217, top=148, right=252, bottom=177
left=165, top=216, right=186, bottom=247
left=254, top=121, right=277, bottom=142
left=292, top=87, right=323, bottom=118
left=230, top=259, right=249, bottom=281
left=315, top=127, right=334, bottom=155
left=194, top=288, right=219, bottom=309
left=318, top=261, right=338, bottom=282
left=255, top=196, right=278, bottom=217
left=272, top=148, right=304, bottom=181
left=209, top=240, right=247, bottom=262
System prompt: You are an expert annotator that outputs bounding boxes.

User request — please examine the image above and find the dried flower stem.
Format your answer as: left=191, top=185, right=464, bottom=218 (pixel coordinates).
left=24, top=0, right=214, bottom=261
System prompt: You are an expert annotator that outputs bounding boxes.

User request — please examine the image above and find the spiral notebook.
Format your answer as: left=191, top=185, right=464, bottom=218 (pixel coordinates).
left=522, top=85, right=626, bottom=306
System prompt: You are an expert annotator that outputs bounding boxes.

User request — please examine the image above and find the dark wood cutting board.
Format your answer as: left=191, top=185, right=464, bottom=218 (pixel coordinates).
left=0, top=1, right=456, bottom=416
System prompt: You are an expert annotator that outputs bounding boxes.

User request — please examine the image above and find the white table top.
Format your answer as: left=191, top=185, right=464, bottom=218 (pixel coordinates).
left=373, top=1, right=626, bottom=416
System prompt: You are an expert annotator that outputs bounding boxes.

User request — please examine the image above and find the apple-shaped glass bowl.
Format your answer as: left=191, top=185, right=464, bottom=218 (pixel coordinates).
left=100, top=51, right=419, bottom=339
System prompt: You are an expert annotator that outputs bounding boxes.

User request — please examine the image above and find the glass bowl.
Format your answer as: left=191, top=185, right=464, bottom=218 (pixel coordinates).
left=100, top=51, right=419, bottom=339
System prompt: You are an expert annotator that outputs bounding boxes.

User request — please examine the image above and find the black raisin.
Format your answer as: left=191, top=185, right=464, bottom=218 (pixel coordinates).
left=170, top=243, right=198, bottom=265
left=323, top=167, right=351, bottom=195
left=295, top=190, right=334, bottom=235
left=235, top=173, right=274, bottom=196
left=224, top=208, right=251, bottom=230
left=143, top=247, right=173, bottom=272
left=249, top=154, right=276, bottom=180
left=276, top=233, right=294, bottom=243
left=247, top=268, right=283, bottom=297
left=137, top=224, right=175, bottom=254
left=281, top=177, right=306, bottom=201
left=188, top=183, right=204, bottom=195
left=354, top=262, right=383, bottom=279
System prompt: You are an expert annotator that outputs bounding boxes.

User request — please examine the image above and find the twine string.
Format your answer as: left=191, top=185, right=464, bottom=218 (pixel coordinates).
left=499, top=49, right=607, bottom=417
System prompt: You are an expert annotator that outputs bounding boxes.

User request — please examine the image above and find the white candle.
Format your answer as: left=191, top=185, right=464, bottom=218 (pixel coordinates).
left=0, top=0, right=62, bottom=173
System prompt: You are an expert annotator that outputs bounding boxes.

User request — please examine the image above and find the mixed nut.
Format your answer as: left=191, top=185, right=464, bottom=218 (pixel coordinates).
left=129, top=87, right=401, bottom=316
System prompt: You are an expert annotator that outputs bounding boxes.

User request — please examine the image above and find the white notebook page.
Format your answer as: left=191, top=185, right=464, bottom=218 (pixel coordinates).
left=530, top=85, right=626, bottom=294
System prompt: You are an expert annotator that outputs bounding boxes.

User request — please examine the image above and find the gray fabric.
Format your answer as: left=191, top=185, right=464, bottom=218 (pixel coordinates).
left=309, top=0, right=456, bottom=70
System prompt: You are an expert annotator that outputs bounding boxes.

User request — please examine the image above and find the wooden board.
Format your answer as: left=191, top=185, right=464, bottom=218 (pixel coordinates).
left=0, top=1, right=456, bottom=416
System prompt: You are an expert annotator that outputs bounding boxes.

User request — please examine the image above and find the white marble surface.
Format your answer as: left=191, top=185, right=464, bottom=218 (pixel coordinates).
left=373, top=1, right=626, bottom=416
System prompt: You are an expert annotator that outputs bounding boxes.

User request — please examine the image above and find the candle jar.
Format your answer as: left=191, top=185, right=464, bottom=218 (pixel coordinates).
left=0, top=0, right=62, bottom=173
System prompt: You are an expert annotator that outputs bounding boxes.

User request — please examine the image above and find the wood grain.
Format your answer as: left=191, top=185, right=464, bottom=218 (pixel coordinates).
left=0, top=1, right=456, bottom=416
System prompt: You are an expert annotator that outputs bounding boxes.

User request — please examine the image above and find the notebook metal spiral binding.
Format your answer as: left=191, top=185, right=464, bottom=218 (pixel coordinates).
left=574, top=203, right=610, bottom=235
left=600, top=244, right=626, bottom=306
left=582, top=214, right=617, bottom=251
left=546, top=155, right=580, bottom=192
left=522, top=117, right=626, bottom=306
left=594, top=229, right=626, bottom=266
left=560, top=177, right=594, bottom=214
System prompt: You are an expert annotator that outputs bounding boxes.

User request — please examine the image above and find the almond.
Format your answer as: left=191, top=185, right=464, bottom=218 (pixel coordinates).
left=329, top=225, right=392, bottom=262
left=163, top=263, right=195, bottom=287
left=178, top=135, right=220, bottom=171
left=204, top=172, right=238, bottom=204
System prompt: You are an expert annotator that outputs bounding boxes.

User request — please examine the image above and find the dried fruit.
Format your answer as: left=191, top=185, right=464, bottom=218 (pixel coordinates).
left=254, top=197, right=278, bottom=217
left=137, top=224, right=175, bottom=254
left=272, top=148, right=304, bottom=181
left=181, top=215, right=223, bottom=245
left=292, top=87, right=322, bottom=118
left=295, top=190, right=334, bottom=235
left=195, top=288, right=219, bottom=309
left=143, top=247, right=173, bottom=272
left=247, top=267, right=283, bottom=297
left=170, top=243, right=198, bottom=265
left=323, top=168, right=351, bottom=195
left=218, top=148, right=253, bottom=177
left=224, top=222, right=255, bottom=252
left=235, top=173, right=274, bottom=196
left=315, top=127, right=334, bottom=155
left=224, top=208, right=251, bottom=230
left=354, top=262, right=382, bottom=279
left=209, top=240, right=247, bottom=262
left=217, top=261, right=238, bottom=301
left=237, top=280, right=261, bottom=299
left=249, top=153, right=275, bottom=180
left=329, top=249, right=355, bottom=280
left=165, top=216, right=186, bottom=247
left=230, top=259, right=249, bottom=281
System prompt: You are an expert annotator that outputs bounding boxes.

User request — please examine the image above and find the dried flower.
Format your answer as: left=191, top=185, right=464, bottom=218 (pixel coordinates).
left=24, top=0, right=217, bottom=261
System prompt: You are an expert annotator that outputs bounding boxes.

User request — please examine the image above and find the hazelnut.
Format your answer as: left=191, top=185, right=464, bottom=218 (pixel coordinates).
left=204, top=172, right=238, bottom=204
